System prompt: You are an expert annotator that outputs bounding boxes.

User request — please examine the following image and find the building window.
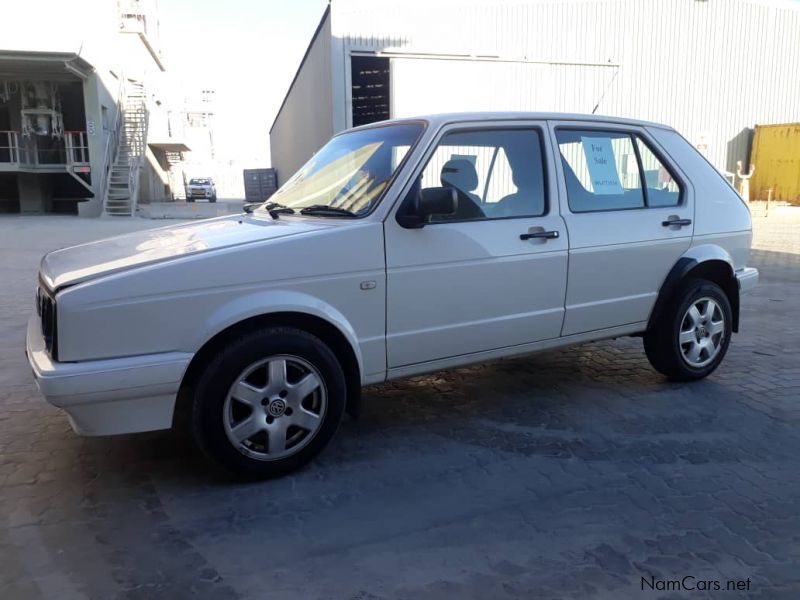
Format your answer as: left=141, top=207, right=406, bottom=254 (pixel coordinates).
left=351, top=56, right=390, bottom=127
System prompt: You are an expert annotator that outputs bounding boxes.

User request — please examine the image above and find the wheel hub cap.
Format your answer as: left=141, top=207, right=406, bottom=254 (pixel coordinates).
left=222, top=354, right=327, bottom=461
left=679, top=297, right=725, bottom=368
left=267, top=399, right=286, bottom=417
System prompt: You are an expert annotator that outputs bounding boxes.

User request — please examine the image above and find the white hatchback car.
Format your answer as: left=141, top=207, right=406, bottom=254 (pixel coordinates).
left=28, top=113, right=758, bottom=478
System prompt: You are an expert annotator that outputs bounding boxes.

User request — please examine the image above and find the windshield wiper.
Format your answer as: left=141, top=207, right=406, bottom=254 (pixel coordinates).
left=299, top=204, right=358, bottom=217
left=256, top=201, right=295, bottom=219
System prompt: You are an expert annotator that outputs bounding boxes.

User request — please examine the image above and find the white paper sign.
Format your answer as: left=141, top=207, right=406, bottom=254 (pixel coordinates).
left=581, top=136, right=623, bottom=195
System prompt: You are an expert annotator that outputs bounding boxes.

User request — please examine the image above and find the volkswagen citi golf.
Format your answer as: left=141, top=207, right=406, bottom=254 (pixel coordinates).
left=27, top=112, right=758, bottom=478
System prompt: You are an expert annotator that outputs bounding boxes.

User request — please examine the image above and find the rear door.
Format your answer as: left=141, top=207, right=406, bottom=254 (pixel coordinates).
left=548, top=121, right=693, bottom=335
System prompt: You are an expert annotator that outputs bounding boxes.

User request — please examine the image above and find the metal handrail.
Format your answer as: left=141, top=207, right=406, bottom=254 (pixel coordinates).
left=101, top=75, right=126, bottom=214
left=0, top=130, right=19, bottom=164
left=64, top=131, right=89, bottom=165
left=129, top=107, right=148, bottom=215
left=1, top=132, right=66, bottom=166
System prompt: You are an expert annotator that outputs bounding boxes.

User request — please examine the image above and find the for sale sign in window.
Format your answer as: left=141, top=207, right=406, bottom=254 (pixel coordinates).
left=581, top=136, right=623, bottom=195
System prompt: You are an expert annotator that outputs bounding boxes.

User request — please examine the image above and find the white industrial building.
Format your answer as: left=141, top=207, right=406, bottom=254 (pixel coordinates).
left=0, top=0, right=214, bottom=216
left=270, top=0, right=800, bottom=189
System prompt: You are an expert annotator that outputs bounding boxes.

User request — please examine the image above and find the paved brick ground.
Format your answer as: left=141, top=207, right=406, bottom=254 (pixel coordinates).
left=1, top=211, right=799, bottom=599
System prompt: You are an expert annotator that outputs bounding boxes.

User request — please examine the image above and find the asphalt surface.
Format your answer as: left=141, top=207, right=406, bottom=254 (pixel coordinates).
left=1, top=209, right=799, bottom=599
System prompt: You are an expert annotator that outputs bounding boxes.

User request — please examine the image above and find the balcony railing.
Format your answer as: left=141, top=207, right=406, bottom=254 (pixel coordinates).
left=0, top=131, right=19, bottom=164
left=0, top=130, right=89, bottom=168
left=65, top=131, right=90, bottom=165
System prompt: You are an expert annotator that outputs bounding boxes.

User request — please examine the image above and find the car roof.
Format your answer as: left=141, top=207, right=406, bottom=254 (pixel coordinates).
left=349, top=111, right=674, bottom=132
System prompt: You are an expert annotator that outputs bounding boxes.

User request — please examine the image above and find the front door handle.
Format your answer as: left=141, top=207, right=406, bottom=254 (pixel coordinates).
left=520, top=230, right=559, bottom=240
left=662, top=218, right=692, bottom=227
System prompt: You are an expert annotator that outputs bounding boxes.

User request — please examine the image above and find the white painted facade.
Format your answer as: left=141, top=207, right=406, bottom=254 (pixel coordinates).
left=270, top=0, right=800, bottom=190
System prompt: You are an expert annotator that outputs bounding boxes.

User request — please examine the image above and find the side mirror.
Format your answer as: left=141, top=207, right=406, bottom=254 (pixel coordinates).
left=419, top=187, right=458, bottom=219
left=397, top=187, right=458, bottom=229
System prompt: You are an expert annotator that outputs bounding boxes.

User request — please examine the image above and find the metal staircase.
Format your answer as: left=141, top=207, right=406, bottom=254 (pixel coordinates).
left=103, top=79, right=148, bottom=216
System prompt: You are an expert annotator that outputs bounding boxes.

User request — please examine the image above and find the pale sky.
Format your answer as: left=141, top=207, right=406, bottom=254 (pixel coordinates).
left=158, top=0, right=329, bottom=167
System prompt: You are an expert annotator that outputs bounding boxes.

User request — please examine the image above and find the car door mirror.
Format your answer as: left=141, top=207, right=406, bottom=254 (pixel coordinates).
left=419, top=187, right=458, bottom=218
left=397, top=187, right=458, bottom=229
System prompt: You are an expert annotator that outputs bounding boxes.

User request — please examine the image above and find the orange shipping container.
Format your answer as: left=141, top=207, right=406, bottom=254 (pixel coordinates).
left=750, top=123, right=800, bottom=205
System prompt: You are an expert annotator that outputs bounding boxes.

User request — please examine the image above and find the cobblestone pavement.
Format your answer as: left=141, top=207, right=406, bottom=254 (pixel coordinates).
left=1, top=212, right=799, bottom=599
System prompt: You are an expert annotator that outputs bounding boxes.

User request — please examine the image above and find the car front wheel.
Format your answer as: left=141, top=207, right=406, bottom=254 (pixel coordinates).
left=644, top=279, right=732, bottom=381
left=191, top=327, right=346, bottom=478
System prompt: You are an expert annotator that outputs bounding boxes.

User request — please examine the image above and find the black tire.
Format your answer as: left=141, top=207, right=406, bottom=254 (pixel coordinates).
left=210, top=195, right=217, bottom=203
left=191, top=326, right=347, bottom=479
left=644, top=279, right=732, bottom=381
left=186, top=198, right=195, bottom=203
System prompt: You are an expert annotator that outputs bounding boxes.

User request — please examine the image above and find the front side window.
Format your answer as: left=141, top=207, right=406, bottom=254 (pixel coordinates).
left=417, top=128, right=547, bottom=222
left=556, top=129, right=681, bottom=212
left=263, top=123, right=423, bottom=216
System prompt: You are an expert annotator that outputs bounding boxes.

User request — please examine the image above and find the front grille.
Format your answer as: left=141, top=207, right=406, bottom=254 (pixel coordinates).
left=36, top=284, right=57, bottom=359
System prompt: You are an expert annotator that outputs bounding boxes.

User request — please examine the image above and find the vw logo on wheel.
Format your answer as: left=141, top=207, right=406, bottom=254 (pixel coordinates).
left=267, top=399, right=286, bottom=417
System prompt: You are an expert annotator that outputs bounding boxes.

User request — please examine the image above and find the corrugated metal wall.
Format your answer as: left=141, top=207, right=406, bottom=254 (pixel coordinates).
left=270, top=10, right=334, bottom=184
left=328, top=0, right=800, bottom=185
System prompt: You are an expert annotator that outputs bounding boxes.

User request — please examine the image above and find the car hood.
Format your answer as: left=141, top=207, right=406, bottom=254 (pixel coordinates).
left=40, top=213, right=334, bottom=290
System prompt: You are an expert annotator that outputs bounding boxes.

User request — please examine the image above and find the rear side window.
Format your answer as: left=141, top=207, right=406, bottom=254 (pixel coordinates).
left=556, top=129, right=681, bottom=212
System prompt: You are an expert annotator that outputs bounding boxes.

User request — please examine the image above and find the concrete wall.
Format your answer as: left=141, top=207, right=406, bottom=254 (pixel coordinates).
left=79, top=68, right=120, bottom=216
left=269, top=9, right=334, bottom=185
left=274, top=0, right=800, bottom=188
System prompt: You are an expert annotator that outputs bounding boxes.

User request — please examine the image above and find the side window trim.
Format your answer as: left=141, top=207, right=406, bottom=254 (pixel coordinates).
left=631, top=133, right=650, bottom=208
left=553, top=124, right=685, bottom=214
left=482, top=146, right=500, bottom=202
left=396, top=123, right=552, bottom=225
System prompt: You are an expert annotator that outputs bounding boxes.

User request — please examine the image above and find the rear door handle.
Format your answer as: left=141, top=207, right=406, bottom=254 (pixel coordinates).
left=520, top=230, right=559, bottom=240
left=662, top=218, right=692, bottom=227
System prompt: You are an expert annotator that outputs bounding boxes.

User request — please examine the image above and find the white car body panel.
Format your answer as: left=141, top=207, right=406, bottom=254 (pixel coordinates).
left=384, top=119, right=568, bottom=366
left=547, top=121, right=695, bottom=336
left=25, top=111, right=758, bottom=437
left=55, top=217, right=386, bottom=377
left=40, top=215, right=334, bottom=289
left=27, top=315, right=190, bottom=435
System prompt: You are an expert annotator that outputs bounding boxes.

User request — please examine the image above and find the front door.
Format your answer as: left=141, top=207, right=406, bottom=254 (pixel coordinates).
left=548, top=122, right=694, bottom=335
left=384, top=124, right=568, bottom=368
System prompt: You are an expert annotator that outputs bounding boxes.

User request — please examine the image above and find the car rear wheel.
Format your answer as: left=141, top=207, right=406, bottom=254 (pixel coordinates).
left=191, top=327, right=346, bottom=478
left=644, top=279, right=732, bottom=381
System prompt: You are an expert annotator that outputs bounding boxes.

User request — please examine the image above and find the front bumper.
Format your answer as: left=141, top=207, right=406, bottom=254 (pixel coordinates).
left=26, top=315, right=192, bottom=436
left=736, top=267, right=759, bottom=295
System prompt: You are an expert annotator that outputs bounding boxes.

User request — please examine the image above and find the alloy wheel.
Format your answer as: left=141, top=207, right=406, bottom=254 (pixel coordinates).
left=223, top=354, right=327, bottom=461
left=678, top=297, right=725, bottom=368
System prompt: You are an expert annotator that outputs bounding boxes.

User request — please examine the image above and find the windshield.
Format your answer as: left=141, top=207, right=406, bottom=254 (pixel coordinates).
left=261, top=123, right=424, bottom=216
left=190, top=178, right=211, bottom=185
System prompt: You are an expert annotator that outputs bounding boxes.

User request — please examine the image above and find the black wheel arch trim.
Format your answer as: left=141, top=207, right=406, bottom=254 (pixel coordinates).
left=648, top=257, right=740, bottom=333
